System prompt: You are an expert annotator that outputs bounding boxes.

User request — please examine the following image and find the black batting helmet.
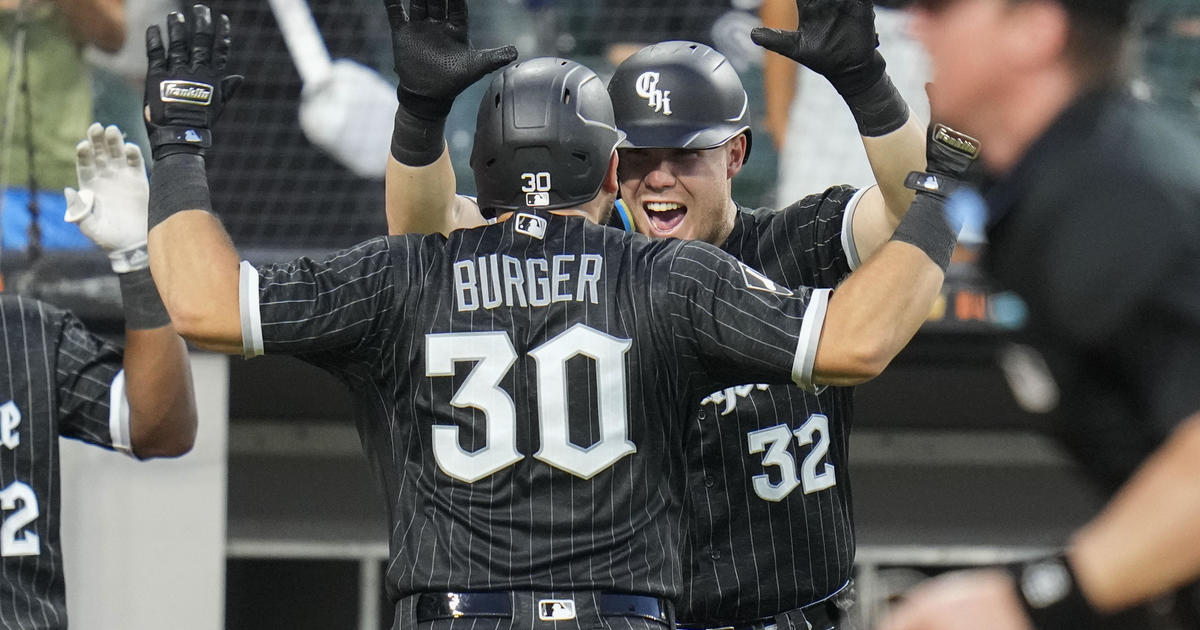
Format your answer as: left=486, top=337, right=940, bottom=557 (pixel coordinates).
left=471, top=57, right=625, bottom=214
left=608, top=41, right=752, bottom=162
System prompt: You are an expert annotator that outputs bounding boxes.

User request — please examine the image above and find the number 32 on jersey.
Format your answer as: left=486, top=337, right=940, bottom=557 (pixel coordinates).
left=747, top=414, right=836, bottom=501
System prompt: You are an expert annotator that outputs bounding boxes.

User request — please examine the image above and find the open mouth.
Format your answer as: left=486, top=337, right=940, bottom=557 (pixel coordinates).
left=644, top=201, right=687, bottom=234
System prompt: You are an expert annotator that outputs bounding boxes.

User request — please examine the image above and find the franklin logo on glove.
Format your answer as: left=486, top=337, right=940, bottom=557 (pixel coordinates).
left=160, top=81, right=214, bottom=105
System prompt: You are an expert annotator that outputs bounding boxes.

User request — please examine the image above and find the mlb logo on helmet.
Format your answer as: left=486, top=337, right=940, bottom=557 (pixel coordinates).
left=526, top=192, right=550, bottom=207
left=635, top=71, right=672, bottom=116
left=160, top=80, right=214, bottom=105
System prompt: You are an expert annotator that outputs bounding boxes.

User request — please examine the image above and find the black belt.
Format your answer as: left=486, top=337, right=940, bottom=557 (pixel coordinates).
left=414, top=591, right=673, bottom=624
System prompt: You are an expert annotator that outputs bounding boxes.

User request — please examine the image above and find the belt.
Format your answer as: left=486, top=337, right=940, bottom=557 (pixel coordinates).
left=414, top=591, right=673, bottom=624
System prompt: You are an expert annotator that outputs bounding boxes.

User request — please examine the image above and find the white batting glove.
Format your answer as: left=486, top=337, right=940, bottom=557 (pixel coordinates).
left=65, top=123, right=150, bottom=273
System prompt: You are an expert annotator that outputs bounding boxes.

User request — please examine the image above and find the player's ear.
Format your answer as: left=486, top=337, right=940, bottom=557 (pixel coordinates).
left=601, top=152, right=619, bottom=194
left=726, top=134, right=747, bottom=179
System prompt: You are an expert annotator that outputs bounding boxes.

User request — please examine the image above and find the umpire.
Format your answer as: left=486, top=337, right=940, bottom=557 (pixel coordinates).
left=882, top=1, right=1200, bottom=629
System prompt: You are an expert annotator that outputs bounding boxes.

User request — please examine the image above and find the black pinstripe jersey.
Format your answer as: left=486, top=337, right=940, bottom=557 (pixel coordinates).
left=0, top=295, right=132, bottom=630
left=238, top=210, right=833, bottom=602
left=680, top=186, right=863, bottom=625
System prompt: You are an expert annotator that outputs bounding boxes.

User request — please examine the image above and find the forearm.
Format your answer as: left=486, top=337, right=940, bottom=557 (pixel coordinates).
left=385, top=147, right=464, bottom=236
left=812, top=240, right=942, bottom=384
left=54, top=0, right=125, bottom=51
left=148, top=210, right=244, bottom=354
left=861, top=110, right=924, bottom=227
left=1070, top=411, right=1200, bottom=612
left=760, top=0, right=798, bottom=148
left=123, top=325, right=196, bottom=458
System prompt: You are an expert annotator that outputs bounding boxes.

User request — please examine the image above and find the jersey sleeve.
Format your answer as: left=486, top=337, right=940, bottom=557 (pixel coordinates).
left=653, top=241, right=831, bottom=396
left=750, top=185, right=864, bottom=289
left=240, top=236, right=405, bottom=358
left=55, top=311, right=132, bottom=455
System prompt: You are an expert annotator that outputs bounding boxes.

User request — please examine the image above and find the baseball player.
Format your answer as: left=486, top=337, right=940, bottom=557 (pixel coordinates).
left=0, top=123, right=196, bottom=629
left=380, top=2, right=977, bottom=628
left=608, top=3, right=951, bottom=628
left=140, top=5, right=956, bottom=629
left=878, top=1, right=1200, bottom=629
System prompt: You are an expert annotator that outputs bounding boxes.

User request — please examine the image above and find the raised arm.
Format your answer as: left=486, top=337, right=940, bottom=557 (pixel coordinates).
left=382, top=0, right=515, bottom=235
left=668, top=176, right=955, bottom=391
left=752, top=0, right=926, bottom=259
left=142, top=5, right=244, bottom=354
left=64, top=123, right=196, bottom=458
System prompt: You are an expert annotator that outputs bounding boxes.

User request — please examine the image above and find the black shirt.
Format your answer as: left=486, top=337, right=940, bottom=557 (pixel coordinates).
left=0, top=295, right=131, bottom=630
left=680, top=186, right=863, bottom=624
left=238, top=211, right=831, bottom=605
left=983, top=88, right=1200, bottom=491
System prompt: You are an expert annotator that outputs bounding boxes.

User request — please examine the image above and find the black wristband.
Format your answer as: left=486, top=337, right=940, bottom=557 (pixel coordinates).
left=1010, top=556, right=1110, bottom=630
left=842, top=72, right=910, bottom=137
left=390, top=105, right=447, bottom=167
left=149, top=154, right=212, bottom=230
left=118, top=268, right=171, bottom=330
left=149, top=126, right=211, bottom=161
left=890, top=191, right=956, bottom=271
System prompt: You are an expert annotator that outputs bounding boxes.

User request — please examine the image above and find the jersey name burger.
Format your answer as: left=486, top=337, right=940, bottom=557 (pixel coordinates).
left=454, top=254, right=603, bottom=312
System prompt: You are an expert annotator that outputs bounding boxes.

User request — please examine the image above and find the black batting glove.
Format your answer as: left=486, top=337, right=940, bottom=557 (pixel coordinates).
left=385, top=0, right=517, bottom=165
left=751, top=0, right=883, bottom=97
left=144, top=4, right=243, bottom=161
left=386, top=0, right=517, bottom=117
left=752, top=0, right=911, bottom=136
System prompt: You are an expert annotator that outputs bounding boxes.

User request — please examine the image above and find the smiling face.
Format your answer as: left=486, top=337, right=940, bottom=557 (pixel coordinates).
left=616, top=135, right=746, bottom=245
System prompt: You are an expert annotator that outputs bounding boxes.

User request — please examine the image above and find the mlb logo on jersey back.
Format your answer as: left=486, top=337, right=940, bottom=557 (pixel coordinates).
left=515, top=213, right=547, bottom=239
left=739, top=262, right=793, bottom=296
left=537, top=599, right=577, bottom=621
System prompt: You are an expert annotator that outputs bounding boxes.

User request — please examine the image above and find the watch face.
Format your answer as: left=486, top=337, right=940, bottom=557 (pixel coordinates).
left=1021, top=559, right=1072, bottom=608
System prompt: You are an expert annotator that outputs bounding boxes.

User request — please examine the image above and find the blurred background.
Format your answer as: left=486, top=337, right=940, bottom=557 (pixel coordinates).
left=1, top=0, right=1198, bottom=628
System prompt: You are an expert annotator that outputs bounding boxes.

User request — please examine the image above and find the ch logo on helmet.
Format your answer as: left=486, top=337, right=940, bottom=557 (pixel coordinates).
left=635, top=72, right=672, bottom=116
left=160, top=80, right=213, bottom=105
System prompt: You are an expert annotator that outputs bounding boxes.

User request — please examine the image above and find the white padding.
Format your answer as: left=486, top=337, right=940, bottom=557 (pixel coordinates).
left=239, top=261, right=264, bottom=358
left=792, top=289, right=832, bottom=391
left=841, top=186, right=870, bottom=271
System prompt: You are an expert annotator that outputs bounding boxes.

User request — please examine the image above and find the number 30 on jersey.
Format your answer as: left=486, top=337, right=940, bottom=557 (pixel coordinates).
left=426, top=324, right=635, bottom=483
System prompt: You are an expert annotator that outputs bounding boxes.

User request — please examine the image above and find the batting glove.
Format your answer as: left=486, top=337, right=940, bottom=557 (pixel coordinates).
left=386, top=0, right=518, bottom=120
left=144, top=4, right=243, bottom=161
left=65, top=123, right=151, bottom=274
left=904, top=122, right=981, bottom=201
left=751, top=0, right=883, bottom=98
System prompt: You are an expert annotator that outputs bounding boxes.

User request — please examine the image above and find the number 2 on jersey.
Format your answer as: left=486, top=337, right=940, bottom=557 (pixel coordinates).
left=747, top=414, right=835, bottom=501
left=0, top=481, right=40, bottom=557
left=426, top=324, right=636, bottom=483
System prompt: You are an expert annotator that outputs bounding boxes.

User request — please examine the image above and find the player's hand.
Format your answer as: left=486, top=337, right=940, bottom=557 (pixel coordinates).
left=65, top=123, right=151, bottom=273
left=751, top=0, right=882, bottom=95
left=144, top=3, right=243, bottom=161
left=876, top=569, right=1035, bottom=630
left=385, top=0, right=517, bottom=120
